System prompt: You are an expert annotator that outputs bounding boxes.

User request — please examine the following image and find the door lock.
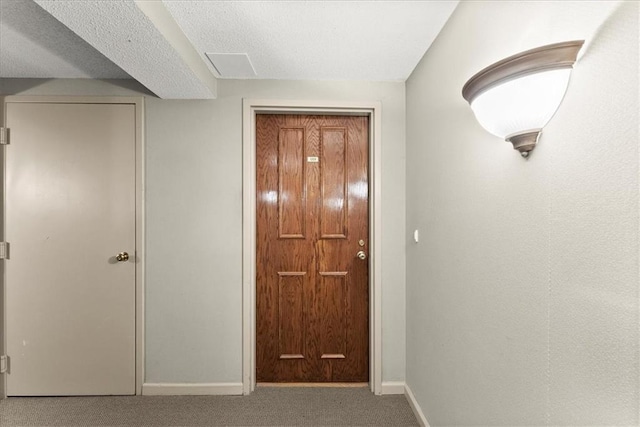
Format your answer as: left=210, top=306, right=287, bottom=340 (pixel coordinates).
left=356, top=251, right=367, bottom=260
left=116, top=252, right=129, bottom=262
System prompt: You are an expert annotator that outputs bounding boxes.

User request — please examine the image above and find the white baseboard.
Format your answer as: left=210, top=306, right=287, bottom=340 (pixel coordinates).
left=381, top=381, right=406, bottom=395
left=142, top=383, right=244, bottom=396
left=404, top=384, right=430, bottom=427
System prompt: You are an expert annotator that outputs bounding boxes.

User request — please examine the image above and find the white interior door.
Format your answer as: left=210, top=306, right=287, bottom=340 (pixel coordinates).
left=5, top=102, right=136, bottom=396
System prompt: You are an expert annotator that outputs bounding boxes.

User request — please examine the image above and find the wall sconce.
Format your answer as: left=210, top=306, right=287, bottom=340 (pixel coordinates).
left=462, top=40, right=584, bottom=158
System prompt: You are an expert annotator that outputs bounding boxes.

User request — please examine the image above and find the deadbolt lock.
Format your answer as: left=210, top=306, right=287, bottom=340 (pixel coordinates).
left=358, top=239, right=365, bottom=247
left=116, top=252, right=129, bottom=262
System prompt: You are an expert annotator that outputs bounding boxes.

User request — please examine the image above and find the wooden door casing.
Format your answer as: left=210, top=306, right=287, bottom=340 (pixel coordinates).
left=256, top=114, right=369, bottom=382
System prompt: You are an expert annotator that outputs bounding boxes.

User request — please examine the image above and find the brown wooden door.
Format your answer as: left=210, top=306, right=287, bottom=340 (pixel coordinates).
left=256, top=114, right=369, bottom=382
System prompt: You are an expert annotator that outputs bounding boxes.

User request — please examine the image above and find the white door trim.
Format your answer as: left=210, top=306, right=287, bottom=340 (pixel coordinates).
left=0, top=96, right=145, bottom=397
left=242, top=99, right=382, bottom=395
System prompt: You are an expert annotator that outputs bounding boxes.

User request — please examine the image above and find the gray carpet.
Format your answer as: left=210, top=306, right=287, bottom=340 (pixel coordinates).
left=0, top=387, right=419, bottom=426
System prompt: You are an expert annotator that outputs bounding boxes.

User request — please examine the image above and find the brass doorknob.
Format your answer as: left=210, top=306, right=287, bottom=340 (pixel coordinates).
left=357, top=251, right=367, bottom=260
left=116, top=252, right=129, bottom=262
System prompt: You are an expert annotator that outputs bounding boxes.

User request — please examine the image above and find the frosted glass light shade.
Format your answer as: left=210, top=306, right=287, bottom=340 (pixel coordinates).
left=462, top=41, right=584, bottom=157
left=470, top=68, right=572, bottom=138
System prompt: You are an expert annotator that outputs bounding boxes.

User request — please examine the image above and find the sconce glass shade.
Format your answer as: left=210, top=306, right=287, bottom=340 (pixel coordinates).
left=462, top=41, right=584, bottom=157
left=469, top=68, right=572, bottom=138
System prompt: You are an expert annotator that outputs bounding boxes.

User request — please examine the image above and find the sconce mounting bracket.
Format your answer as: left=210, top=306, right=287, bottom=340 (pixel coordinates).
left=505, top=129, right=542, bottom=158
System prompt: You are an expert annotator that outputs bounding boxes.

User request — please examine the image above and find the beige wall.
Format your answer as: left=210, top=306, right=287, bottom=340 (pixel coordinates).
left=405, top=1, right=638, bottom=425
left=0, top=78, right=407, bottom=385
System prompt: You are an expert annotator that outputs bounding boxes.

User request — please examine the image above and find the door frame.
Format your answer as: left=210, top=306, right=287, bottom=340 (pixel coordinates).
left=0, top=96, right=145, bottom=398
left=242, top=99, right=382, bottom=395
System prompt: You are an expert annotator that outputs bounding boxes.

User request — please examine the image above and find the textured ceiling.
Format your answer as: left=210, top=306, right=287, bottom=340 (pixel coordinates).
left=33, top=0, right=216, bottom=98
left=164, top=0, right=459, bottom=80
left=0, top=0, right=129, bottom=79
left=0, top=0, right=459, bottom=98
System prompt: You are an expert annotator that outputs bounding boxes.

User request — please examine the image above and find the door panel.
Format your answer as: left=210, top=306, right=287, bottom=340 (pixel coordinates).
left=5, top=102, right=136, bottom=396
left=278, top=128, right=306, bottom=239
left=277, top=272, right=306, bottom=359
left=257, top=114, right=369, bottom=382
left=320, top=127, right=347, bottom=238
left=318, top=272, right=347, bottom=359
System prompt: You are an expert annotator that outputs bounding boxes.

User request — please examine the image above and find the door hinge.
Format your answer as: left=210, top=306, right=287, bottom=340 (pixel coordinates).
left=0, top=355, right=7, bottom=374
left=0, top=128, right=9, bottom=145
left=0, top=242, right=10, bottom=260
